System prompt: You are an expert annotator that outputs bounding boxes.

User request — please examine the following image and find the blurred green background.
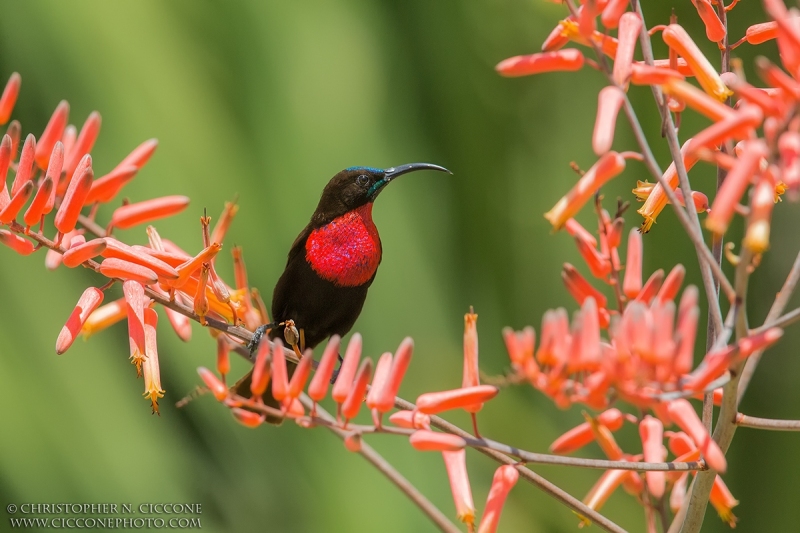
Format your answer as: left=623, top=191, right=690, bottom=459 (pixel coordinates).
left=0, top=1, right=798, bottom=531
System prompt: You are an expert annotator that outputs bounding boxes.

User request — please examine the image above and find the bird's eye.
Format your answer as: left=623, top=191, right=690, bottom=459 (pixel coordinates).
left=356, top=174, right=370, bottom=187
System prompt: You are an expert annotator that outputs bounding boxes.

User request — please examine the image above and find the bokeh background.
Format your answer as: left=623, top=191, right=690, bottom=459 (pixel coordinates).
left=1, top=1, right=798, bottom=531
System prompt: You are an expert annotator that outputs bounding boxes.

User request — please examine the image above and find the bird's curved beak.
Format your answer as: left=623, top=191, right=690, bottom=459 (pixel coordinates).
left=367, top=163, right=452, bottom=200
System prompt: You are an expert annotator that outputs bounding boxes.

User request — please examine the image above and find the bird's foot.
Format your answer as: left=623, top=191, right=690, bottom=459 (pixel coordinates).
left=329, top=353, right=344, bottom=384
left=248, top=322, right=279, bottom=358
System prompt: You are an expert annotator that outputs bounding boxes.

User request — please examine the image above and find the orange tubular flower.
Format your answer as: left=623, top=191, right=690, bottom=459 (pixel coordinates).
left=288, top=351, right=313, bottom=400
left=0, top=134, right=11, bottom=209
left=6, top=120, right=21, bottom=160
left=579, top=468, right=628, bottom=524
left=63, top=111, right=101, bottom=182
left=113, top=138, right=158, bottom=172
left=691, top=0, right=726, bottom=43
left=308, top=335, right=341, bottom=402
left=85, top=166, right=139, bottom=204
left=780, top=131, right=800, bottom=190
left=564, top=218, right=597, bottom=247
left=502, top=326, right=536, bottom=374
left=62, top=238, right=107, bottom=267
left=623, top=228, right=642, bottom=299
left=389, top=410, right=431, bottom=430
left=43, top=142, right=65, bottom=214
left=461, top=310, right=482, bottom=412
left=706, top=139, right=769, bottom=235
left=55, top=287, right=104, bottom=355
left=0, top=181, right=34, bottom=224
left=710, top=475, right=739, bottom=527
left=35, top=100, right=69, bottom=170
left=231, top=408, right=265, bottom=428
left=343, top=433, right=362, bottom=452
left=549, top=408, right=624, bottom=454
left=341, top=358, right=373, bottom=422
left=142, top=308, right=165, bottom=413
left=373, top=337, right=414, bottom=413
left=331, top=333, right=363, bottom=403
left=562, top=263, right=608, bottom=308
left=123, top=281, right=147, bottom=376
left=366, top=352, right=393, bottom=412
left=250, top=338, right=271, bottom=399
left=442, top=449, right=475, bottom=525
left=193, top=263, right=210, bottom=322
left=108, top=195, right=190, bottom=231
left=416, top=385, right=499, bottom=415
left=0, top=72, right=20, bottom=124
left=495, top=49, right=585, bottom=78
left=409, top=430, right=467, bottom=452
left=612, top=13, right=642, bottom=89
left=103, top=238, right=180, bottom=281
left=661, top=79, right=735, bottom=122
left=216, top=336, right=230, bottom=378
left=210, top=199, right=239, bottom=247
left=0, top=230, right=34, bottom=255
left=667, top=399, right=726, bottom=473
left=601, top=0, right=628, bottom=29
left=635, top=269, right=665, bottom=305
left=687, top=105, right=763, bottom=155
left=593, top=86, right=625, bottom=156
left=101, top=258, right=159, bottom=285
left=744, top=21, right=778, bottom=45
left=639, top=415, right=665, bottom=498
left=630, top=64, right=685, bottom=86
left=743, top=172, right=777, bottom=254
left=662, top=24, right=731, bottom=101
left=656, top=264, right=686, bottom=304
left=22, top=177, right=53, bottom=227
left=80, top=297, right=126, bottom=338
left=197, top=367, right=227, bottom=402
left=545, top=151, right=626, bottom=230
left=477, top=465, right=519, bottom=533
left=270, top=338, right=289, bottom=402
left=54, top=161, right=93, bottom=234
left=11, top=133, right=35, bottom=197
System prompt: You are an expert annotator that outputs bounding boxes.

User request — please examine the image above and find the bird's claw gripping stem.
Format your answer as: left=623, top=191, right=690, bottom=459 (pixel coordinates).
left=248, top=322, right=278, bottom=358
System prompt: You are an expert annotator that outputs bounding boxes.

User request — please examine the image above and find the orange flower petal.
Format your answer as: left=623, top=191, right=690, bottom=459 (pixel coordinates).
left=198, top=367, right=228, bottom=401
left=477, top=465, right=519, bottom=533
left=62, top=238, right=107, bottom=267
left=35, top=100, right=69, bottom=170
left=63, top=111, right=101, bottom=181
left=662, top=24, right=731, bottom=100
left=331, top=333, right=363, bottom=404
left=416, top=385, right=499, bottom=415
left=22, top=176, right=53, bottom=227
left=108, top=195, right=190, bottom=230
left=84, top=165, right=139, bottom=204
left=0, top=73, right=21, bottom=125
left=55, top=287, right=104, bottom=355
left=54, top=159, right=93, bottom=234
left=442, top=449, right=475, bottom=524
left=11, top=133, right=35, bottom=197
left=409, top=430, right=467, bottom=452
left=0, top=229, right=35, bottom=255
left=341, top=358, right=373, bottom=421
left=307, top=335, right=341, bottom=402
left=100, top=257, right=158, bottom=284
left=496, top=49, right=585, bottom=77
left=0, top=180, right=34, bottom=224
left=593, top=86, right=625, bottom=156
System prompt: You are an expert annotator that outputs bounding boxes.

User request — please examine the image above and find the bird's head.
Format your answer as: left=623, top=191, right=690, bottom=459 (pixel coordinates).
left=311, top=163, right=451, bottom=224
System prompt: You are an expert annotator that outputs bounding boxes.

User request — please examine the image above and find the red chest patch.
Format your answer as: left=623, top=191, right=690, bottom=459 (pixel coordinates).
left=305, top=204, right=382, bottom=287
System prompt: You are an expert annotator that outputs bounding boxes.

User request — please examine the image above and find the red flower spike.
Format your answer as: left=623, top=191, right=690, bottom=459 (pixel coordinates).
left=564, top=218, right=597, bottom=247
left=373, top=337, right=414, bottom=413
left=35, top=100, right=69, bottom=170
left=687, top=105, right=764, bottom=155
left=6, top=120, right=20, bottom=161
left=442, top=449, right=475, bottom=525
left=635, top=269, right=665, bottom=305
left=43, top=142, right=64, bottom=214
left=0, top=180, right=34, bottom=224
left=409, top=430, right=467, bottom=452
left=580, top=468, right=628, bottom=523
left=710, top=475, right=739, bottom=527
left=477, top=465, right=519, bottom=533
left=366, top=352, right=393, bottom=410
left=231, top=408, right=265, bottom=428
left=22, top=177, right=53, bottom=227
left=63, top=111, right=101, bottom=181
left=545, top=151, right=626, bottom=230
left=0, top=73, right=20, bottom=125
left=416, top=385, right=499, bottom=415
left=216, top=336, right=230, bottom=378
left=745, top=21, right=778, bottom=45
left=332, top=333, right=363, bottom=404
left=623, top=228, right=642, bottom=298
left=639, top=415, right=665, bottom=498
left=0, top=230, right=35, bottom=255
left=62, top=238, right=107, bottom=267
left=308, top=335, right=341, bottom=402
left=54, top=287, right=104, bottom=355
left=142, top=308, right=165, bottom=413
left=271, top=338, right=289, bottom=402
left=123, top=281, right=147, bottom=376
left=250, top=337, right=273, bottom=398
left=691, top=0, right=726, bottom=43
left=288, top=349, right=314, bottom=399
left=630, top=64, right=684, bottom=86
left=113, top=138, right=158, bottom=172
left=341, top=358, right=373, bottom=421
left=593, top=86, right=625, bottom=156
left=11, top=133, right=35, bottom=197
left=108, top=195, right=190, bottom=231
left=601, top=0, right=628, bottom=29
left=549, top=408, right=624, bottom=454
left=743, top=173, right=777, bottom=254
left=389, top=410, right=431, bottom=430
left=662, top=24, right=731, bottom=101
left=496, top=49, right=585, bottom=78
left=562, top=263, right=608, bottom=309
left=54, top=162, right=93, bottom=234
left=667, top=399, right=726, bottom=472
left=575, top=234, right=612, bottom=279
left=100, top=258, right=159, bottom=285
left=85, top=165, right=139, bottom=204
left=102, top=238, right=180, bottom=281
left=343, top=433, right=362, bottom=452
left=612, top=13, right=642, bottom=89
left=198, top=367, right=227, bottom=401
left=707, top=140, right=769, bottom=235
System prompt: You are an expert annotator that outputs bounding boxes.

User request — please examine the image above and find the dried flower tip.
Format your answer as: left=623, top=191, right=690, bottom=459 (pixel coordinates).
left=0, top=229, right=35, bottom=255
left=495, top=49, right=585, bottom=78
left=54, top=162, right=93, bottom=234
left=549, top=408, right=624, bottom=454
left=332, top=333, right=363, bottom=403
left=409, top=430, right=467, bottom=452
left=545, top=151, right=626, bottom=230
left=416, top=385, right=499, bottom=415
left=308, top=335, right=341, bottom=401
left=0, top=73, right=20, bottom=124
left=36, top=100, right=69, bottom=170
left=62, top=238, right=107, bottom=267
left=662, top=24, right=731, bottom=100
left=389, top=410, right=431, bottom=430
left=477, top=465, right=519, bottom=533
left=283, top=322, right=300, bottom=346
left=198, top=367, right=228, bottom=401
left=210, top=199, right=239, bottom=246
left=612, top=13, right=642, bottom=89
left=0, top=180, right=34, bottom=224
left=11, top=133, right=36, bottom=197
left=63, top=111, right=101, bottom=180
left=108, top=195, right=190, bottom=231
left=341, top=358, right=373, bottom=421
left=55, top=287, right=104, bottom=355
left=593, top=86, right=625, bottom=156
left=100, top=257, right=158, bottom=284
